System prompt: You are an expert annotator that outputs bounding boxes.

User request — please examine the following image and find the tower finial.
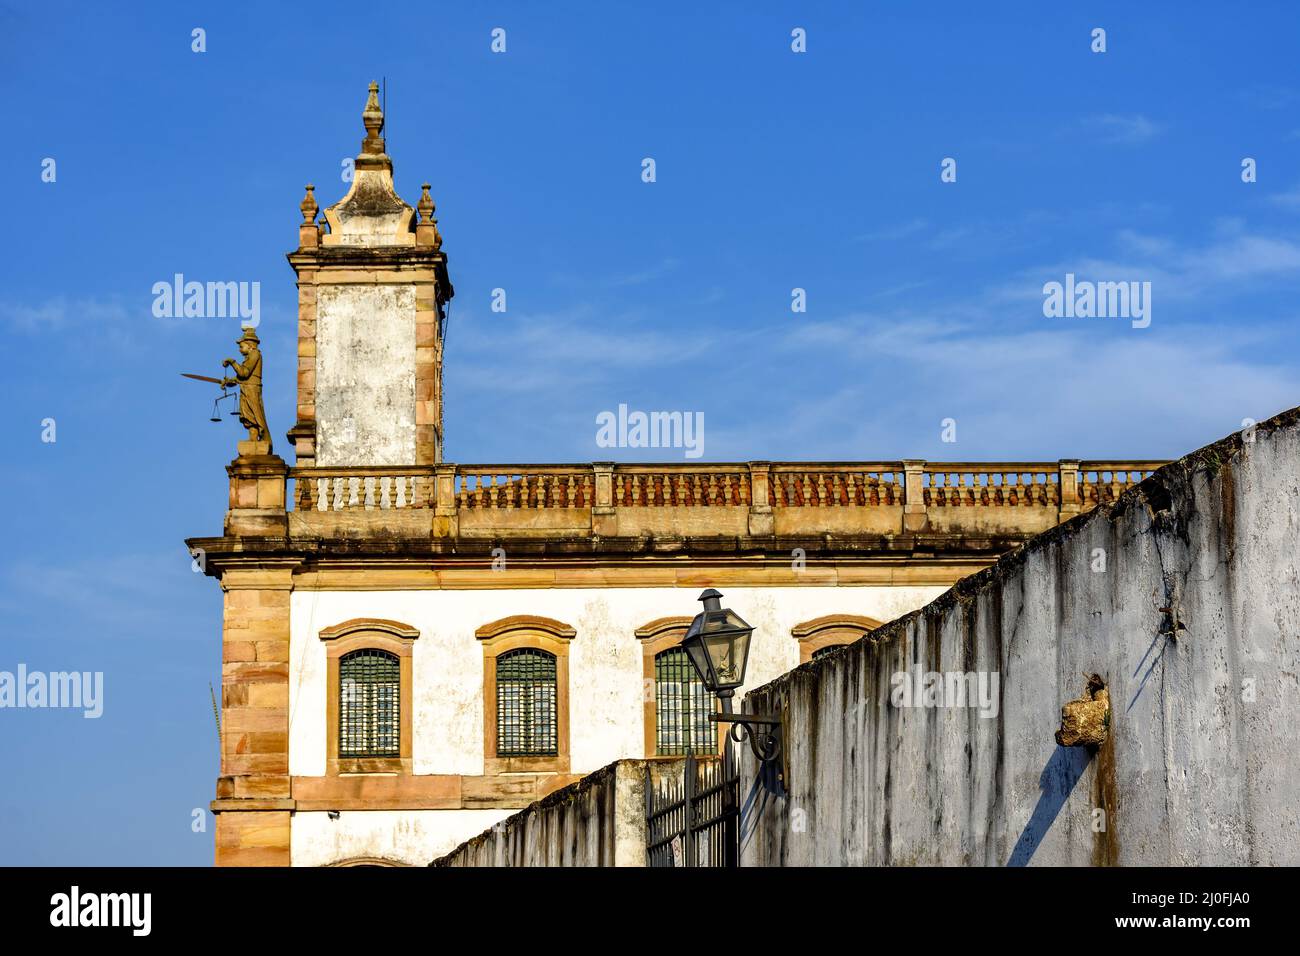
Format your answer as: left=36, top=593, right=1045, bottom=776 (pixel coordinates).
left=417, top=183, right=442, bottom=251
left=361, top=80, right=385, bottom=158
left=300, top=184, right=317, bottom=223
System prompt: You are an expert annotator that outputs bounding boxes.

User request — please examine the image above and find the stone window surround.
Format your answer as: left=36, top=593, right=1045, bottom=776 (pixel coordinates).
left=634, top=617, right=726, bottom=759
left=791, top=614, right=883, bottom=663
left=477, top=615, right=576, bottom=775
left=319, top=618, right=419, bottom=776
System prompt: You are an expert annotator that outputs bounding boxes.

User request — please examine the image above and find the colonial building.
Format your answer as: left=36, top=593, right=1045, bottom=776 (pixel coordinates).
left=189, top=85, right=1162, bottom=866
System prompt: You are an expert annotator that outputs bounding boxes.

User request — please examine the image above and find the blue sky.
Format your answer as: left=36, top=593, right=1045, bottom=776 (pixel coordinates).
left=1, top=1, right=1298, bottom=864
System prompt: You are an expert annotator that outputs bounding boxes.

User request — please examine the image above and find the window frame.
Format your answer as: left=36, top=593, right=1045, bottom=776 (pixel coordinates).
left=338, top=647, right=401, bottom=759
left=635, top=617, right=725, bottom=759
left=477, top=616, right=575, bottom=775
left=319, top=618, right=419, bottom=776
left=791, top=614, right=882, bottom=663
left=494, top=647, right=560, bottom=758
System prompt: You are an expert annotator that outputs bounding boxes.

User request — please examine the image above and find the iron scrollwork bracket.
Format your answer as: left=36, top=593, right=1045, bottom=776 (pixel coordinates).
left=709, top=712, right=782, bottom=764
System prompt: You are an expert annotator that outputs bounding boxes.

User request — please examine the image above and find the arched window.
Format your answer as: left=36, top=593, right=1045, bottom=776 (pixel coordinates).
left=477, top=615, right=575, bottom=774
left=654, top=646, right=718, bottom=756
left=791, top=614, right=883, bottom=663
left=496, top=648, right=558, bottom=757
left=636, top=617, right=723, bottom=758
left=318, top=618, right=419, bottom=775
left=339, top=649, right=400, bottom=757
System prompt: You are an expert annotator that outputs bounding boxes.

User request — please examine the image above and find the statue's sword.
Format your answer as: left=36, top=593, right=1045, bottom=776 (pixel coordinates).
left=182, top=373, right=235, bottom=422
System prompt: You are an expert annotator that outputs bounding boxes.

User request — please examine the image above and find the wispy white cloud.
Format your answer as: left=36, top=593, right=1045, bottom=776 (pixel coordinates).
left=0, top=551, right=204, bottom=639
left=550, top=258, right=680, bottom=290
left=1076, top=113, right=1163, bottom=145
left=0, top=297, right=131, bottom=333
left=1238, top=85, right=1299, bottom=111
left=1269, top=183, right=1300, bottom=210
left=856, top=218, right=928, bottom=243
left=448, top=306, right=717, bottom=394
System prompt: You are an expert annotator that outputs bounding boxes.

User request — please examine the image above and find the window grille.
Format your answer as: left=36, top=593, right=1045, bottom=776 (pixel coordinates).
left=812, top=644, right=847, bottom=661
left=339, top=649, right=400, bottom=757
left=496, top=648, right=558, bottom=756
left=655, top=646, right=718, bottom=755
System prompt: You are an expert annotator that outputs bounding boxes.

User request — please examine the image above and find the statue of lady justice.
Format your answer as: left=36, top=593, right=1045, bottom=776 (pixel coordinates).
left=221, top=325, right=271, bottom=451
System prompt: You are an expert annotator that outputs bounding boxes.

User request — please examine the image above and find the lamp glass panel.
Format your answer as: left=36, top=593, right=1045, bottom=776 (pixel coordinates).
left=703, top=629, right=750, bottom=689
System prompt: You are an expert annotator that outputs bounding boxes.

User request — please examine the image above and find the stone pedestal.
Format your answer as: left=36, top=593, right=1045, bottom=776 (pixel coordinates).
left=592, top=463, right=616, bottom=536
left=902, top=459, right=929, bottom=533
left=747, top=462, right=774, bottom=536
left=432, top=463, right=458, bottom=538
left=226, top=446, right=289, bottom=537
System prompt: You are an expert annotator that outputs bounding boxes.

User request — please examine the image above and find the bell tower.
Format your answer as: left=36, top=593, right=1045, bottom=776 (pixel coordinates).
left=287, top=82, right=453, bottom=469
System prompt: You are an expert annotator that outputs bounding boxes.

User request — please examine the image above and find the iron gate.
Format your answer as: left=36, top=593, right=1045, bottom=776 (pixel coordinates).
left=645, top=754, right=739, bottom=867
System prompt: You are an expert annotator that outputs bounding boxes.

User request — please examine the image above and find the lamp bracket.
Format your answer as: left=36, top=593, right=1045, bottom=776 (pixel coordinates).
left=710, top=712, right=783, bottom=767
left=709, top=713, right=780, bottom=727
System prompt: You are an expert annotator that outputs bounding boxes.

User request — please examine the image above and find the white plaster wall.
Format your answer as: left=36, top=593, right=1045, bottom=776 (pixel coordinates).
left=315, top=284, right=416, bottom=466
left=292, top=809, right=512, bottom=867
left=288, top=585, right=945, bottom=777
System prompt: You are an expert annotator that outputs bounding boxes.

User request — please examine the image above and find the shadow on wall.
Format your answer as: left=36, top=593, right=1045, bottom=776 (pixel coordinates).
left=1006, top=746, right=1094, bottom=867
left=739, top=761, right=783, bottom=856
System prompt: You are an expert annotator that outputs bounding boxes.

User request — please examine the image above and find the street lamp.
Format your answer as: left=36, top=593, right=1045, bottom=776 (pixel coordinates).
left=682, top=589, right=783, bottom=771
left=680, top=589, right=752, bottom=695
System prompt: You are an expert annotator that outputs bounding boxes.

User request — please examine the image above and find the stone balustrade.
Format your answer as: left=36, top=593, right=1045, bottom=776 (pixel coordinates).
left=282, top=459, right=1167, bottom=541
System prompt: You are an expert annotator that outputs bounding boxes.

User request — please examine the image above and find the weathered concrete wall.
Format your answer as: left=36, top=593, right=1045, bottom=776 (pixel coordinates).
left=741, top=408, right=1300, bottom=866
left=315, top=284, right=417, bottom=466
left=431, top=759, right=668, bottom=866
